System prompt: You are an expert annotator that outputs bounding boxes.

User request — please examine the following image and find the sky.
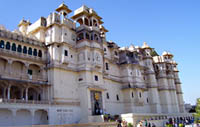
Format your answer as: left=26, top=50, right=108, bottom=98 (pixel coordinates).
left=0, top=0, right=199, bottom=105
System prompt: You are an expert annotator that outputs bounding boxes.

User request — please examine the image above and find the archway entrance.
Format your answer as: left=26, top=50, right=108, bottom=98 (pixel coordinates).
left=90, top=91, right=103, bottom=115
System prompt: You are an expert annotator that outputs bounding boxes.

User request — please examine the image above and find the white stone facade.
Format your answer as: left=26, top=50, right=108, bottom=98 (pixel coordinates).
left=0, top=3, right=186, bottom=126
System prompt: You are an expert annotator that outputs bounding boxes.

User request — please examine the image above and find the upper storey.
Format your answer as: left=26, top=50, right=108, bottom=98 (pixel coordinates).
left=16, top=3, right=108, bottom=46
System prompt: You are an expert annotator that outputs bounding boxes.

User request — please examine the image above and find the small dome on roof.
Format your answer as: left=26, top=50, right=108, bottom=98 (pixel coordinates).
left=162, top=51, right=173, bottom=56
left=128, top=44, right=136, bottom=52
left=0, top=25, right=6, bottom=30
left=142, top=42, right=151, bottom=49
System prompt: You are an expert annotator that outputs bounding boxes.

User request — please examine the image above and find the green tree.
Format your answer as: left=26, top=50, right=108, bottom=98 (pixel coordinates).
left=195, top=98, right=200, bottom=123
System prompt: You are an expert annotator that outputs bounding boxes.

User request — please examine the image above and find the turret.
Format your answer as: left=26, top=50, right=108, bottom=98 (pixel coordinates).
left=18, top=18, right=30, bottom=35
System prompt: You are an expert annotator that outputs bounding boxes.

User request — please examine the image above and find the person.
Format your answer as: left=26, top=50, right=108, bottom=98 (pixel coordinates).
left=152, top=123, right=156, bottom=127
left=137, top=121, right=142, bottom=127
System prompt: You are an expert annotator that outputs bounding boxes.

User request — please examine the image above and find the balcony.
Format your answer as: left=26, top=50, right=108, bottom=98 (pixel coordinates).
left=0, top=71, right=47, bottom=83
left=0, top=98, right=51, bottom=105
left=0, top=48, right=46, bottom=63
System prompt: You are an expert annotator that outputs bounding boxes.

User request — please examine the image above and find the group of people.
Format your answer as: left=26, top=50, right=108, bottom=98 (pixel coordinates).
left=165, top=116, right=194, bottom=127
left=136, top=120, right=156, bottom=127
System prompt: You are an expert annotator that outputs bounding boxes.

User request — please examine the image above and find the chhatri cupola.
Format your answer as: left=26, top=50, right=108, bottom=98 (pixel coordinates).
left=71, top=5, right=103, bottom=27
left=56, top=3, right=72, bottom=20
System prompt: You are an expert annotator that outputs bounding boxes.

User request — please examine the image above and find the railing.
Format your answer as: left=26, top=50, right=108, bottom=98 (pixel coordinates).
left=0, top=98, right=80, bottom=106
left=0, top=71, right=47, bottom=82
left=0, top=98, right=51, bottom=105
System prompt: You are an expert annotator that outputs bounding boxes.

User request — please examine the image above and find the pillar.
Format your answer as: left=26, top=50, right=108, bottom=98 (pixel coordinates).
left=25, top=87, right=29, bottom=101
left=11, top=109, right=17, bottom=126
left=7, top=86, right=11, bottom=100
left=20, top=88, right=25, bottom=100
left=30, top=109, right=35, bottom=125
left=7, top=60, right=13, bottom=75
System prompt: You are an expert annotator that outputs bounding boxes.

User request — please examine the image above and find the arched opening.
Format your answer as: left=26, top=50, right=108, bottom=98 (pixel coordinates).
left=0, top=57, right=7, bottom=72
left=28, top=87, right=39, bottom=100
left=12, top=61, right=24, bottom=75
left=10, top=86, right=21, bottom=99
left=0, top=109, right=13, bottom=126
left=34, top=109, right=48, bottom=125
left=94, top=34, right=99, bottom=41
left=28, top=47, right=32, bottom=55
left=0, top=86, right=3, bottom=99
left=76, top=18, right=83, bottom=27
left=5, top=42, right=10, bottom=50
left=93, top=19, right=98, bottom=27
left=38, top=50, right=42, bottom=57
left=11, top=43, right=16, bottom=51
left=85, top=18, right=89, bottom=26
left=23, top=46, right=27, bottom=54
left=33, top=49, right=37, bottom=56
left=17, top=45, right=22, bottom=53
left=77, top=33, right=84, bottom=41
left=29, top=64, right=40, bottom=76
left=16, top=109, right=32, bottom=126
left=0, top=40, right=4, bottom=49
left=85, top=32, right=90, bottom=40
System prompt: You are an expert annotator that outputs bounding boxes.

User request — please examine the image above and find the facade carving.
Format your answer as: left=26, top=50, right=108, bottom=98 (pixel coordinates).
left=0, top=3, right=186, bottom=126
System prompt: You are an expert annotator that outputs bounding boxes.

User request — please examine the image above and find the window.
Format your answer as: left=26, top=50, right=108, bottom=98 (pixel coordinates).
left=17, top=45, right=22, bottom=53
left=28, top=47, right=32, bottom=55
left=132, top=92, right=134, bottom=98
left=86, top=33, right=90, bottom=40
left=33, top=49, right=37, bottom=56
left=106, top=93, right=109, bottom=99
left=0, top=40, right=4, bottom=49
left=147, top=98, right=149, bottom=103
left=64, top=50, right=68, bottom=56
left=139, top=92, right=142, bottom=98
left=6, top=42, right=10, bottom=50
left=116, top=94, right=119, bottom=101
left=12, top=43, right=16, bottom=51
left=28, top=69, right=33, bottom=75
left=38, top=50, right=42, bottom=57
left=23, top=46, right=27, bottom=54
left=95, top=75, right=98, bottom=81
left=114, top=51, right=118, bottom=56
left=105, top=63, right=109, bottom=70
left=104, top=48, right=106, bottom=51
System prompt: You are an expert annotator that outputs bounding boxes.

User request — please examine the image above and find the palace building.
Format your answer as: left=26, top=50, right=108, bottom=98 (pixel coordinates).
left=0, top=3, right=188, bottom=126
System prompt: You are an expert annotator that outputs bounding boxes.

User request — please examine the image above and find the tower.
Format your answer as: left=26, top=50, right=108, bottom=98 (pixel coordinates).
left=142, top=42, right=161, bottom=113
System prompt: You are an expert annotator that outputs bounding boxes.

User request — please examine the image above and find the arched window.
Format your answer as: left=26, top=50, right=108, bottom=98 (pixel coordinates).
left=38, top=50, right=42, bottom=57
left=77, top=33, right=84, bottom=41
left=85, top=18, right=89, bottom=26
left=23, top=46, right=27, bottom=54
left=94, top=34, right=99, bottom=41
left=86, top=33, right=90, bottom=40
left=0, top=40, right=4, bottom=49
left=33, top=49, right=37, bottom=56
left=28, top=47, right=32, bottom=55
left=17, top=45, right=22, bottom=53
left=6, top=42, right=10, bottom=50
left=11, top=43, right=16, bottom=51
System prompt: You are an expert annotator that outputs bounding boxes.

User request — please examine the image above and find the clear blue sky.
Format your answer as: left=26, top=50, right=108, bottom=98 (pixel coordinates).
left=0, top=0, right=199, bottom=104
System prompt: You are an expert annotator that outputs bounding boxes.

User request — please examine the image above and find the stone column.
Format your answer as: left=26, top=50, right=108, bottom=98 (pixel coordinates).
left=20, top=88, right=25, bottom=100
left=7, top=86, right=11, bottom=100
left=25, top=87, right=29, bottom=101
left=30, top=109, right=35, bottom=125
left=11, top=109, right=17, bottom=126
left=82, top=17, right=85, bottom=25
